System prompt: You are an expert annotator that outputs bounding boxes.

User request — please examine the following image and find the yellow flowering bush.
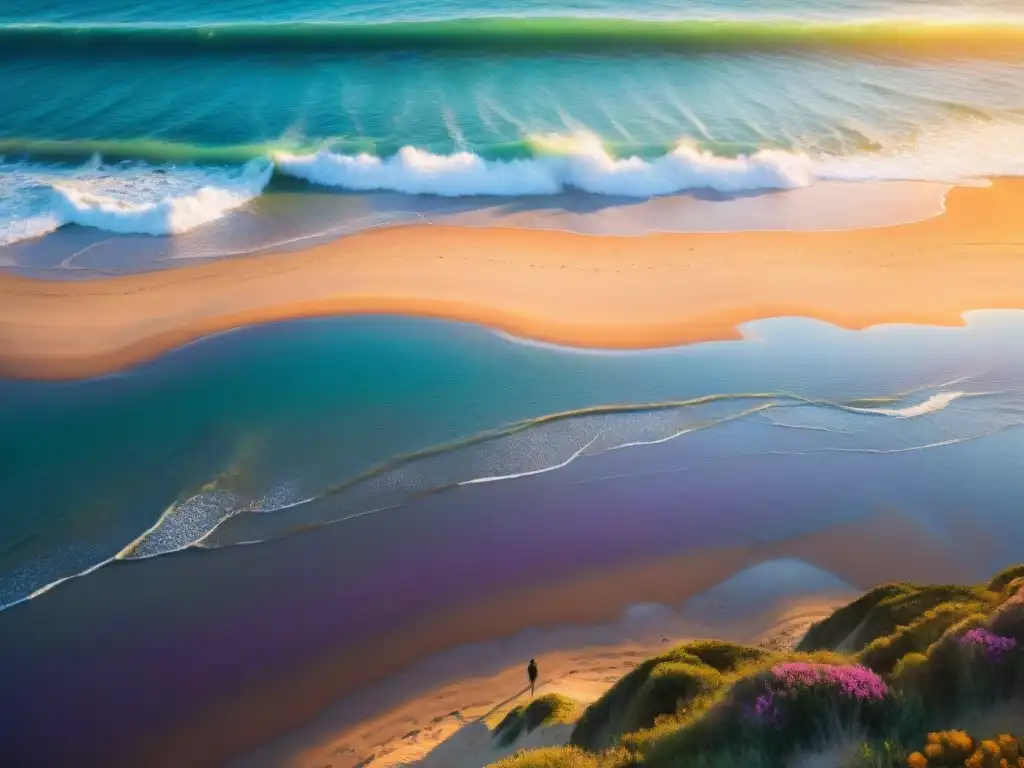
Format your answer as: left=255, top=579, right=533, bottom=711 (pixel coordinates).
left=906, top=732, right=1023, bottom=768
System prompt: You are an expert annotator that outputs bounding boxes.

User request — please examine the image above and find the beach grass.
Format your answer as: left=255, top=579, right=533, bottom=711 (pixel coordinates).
left=494, top=693, right=580, bottom=747
left=490, top=566, right=1024, bottom=768
left=987, top=565, right=1024, bottom=595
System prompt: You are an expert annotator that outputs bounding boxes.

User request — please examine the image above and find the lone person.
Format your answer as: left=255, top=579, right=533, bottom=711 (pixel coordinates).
left=527, top=658, right=538, bottom=697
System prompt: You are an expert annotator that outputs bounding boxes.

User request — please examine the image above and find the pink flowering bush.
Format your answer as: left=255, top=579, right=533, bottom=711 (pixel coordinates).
left=739, top=662, right=891, bottom=750
left=770, top=662, right=889, bottom=701
left=959, top=628, right=1017, bottom=663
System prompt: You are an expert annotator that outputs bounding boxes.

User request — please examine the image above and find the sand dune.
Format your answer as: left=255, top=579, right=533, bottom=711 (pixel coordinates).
left=235, top=559, right=859, bottom=768
left=2, top=180, right=1024, bottom=379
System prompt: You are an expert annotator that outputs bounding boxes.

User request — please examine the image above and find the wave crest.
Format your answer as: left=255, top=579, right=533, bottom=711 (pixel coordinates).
left=3, top=17, right=1024, bottom=58
left=274, top=139, right=813, bottom=197
left=51, top=159, right=272, bottom=236
left=5, top=118, right=1024, bottom=244
left=0, top=157, right=272, bottom=245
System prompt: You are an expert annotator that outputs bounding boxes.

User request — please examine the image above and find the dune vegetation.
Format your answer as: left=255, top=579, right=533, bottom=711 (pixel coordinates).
left=494, top=693, right=581, bottom=747
left=489, top=565, right=1024, bottom=768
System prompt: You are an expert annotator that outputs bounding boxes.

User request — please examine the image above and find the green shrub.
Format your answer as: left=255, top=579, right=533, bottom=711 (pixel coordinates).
left=1001, top=579, right=1024, bottom=607
left=633, top=657, right=894, bottom=767
left=495, top=694, right=578, bottom=747
left=489, top=746, right=636, bottom=768
left=488, top=745, right=600, bottom=768
left=570, top=647, right=704, bottom=750
left=859, top=602, right=991, bottom=675
left=801, top=586, right=998, bottom=654
left=892, top=652, right=929, bottom=689
left=894, top=626, right=1023, bottom=723
left=619, top=661, right=725, bottom=735
left=838, top=739, right=907, bottom=768
left=985, top=564, right=1024, bottom=594
left=650, top=746, right=779, bottom=768
left=679, top=639, right=773, bottom=672
left=988, top=587, right=1024, bottom=644
left=800, top=585, right=911, bottom=652
left=851, top=587, right=998, bottom=652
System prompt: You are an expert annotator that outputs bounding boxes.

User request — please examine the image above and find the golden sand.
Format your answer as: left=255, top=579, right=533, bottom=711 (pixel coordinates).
left=2, top=179, right=1024, bottom=379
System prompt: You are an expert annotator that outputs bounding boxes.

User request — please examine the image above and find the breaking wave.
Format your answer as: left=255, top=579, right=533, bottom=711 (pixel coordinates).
left=274, top=120, right=1024, bottom=197
left=0, top=157, right=272, bottom=245
left=274, top=140, right=815, bottom=197
left=4, top=118, right=1024, bottom=244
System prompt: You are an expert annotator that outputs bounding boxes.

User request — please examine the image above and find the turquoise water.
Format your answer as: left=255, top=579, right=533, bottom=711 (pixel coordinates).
left=3, top=313, right=1024, bottom=609
left=2, top=0, right=1024, bottom=248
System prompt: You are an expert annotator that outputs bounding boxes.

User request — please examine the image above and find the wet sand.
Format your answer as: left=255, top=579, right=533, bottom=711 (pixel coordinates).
left=2, top=179, right=1024, bottom=379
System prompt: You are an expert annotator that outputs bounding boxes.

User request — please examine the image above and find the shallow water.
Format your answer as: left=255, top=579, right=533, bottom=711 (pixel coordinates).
left=3, top=312, right=1024, bottom=610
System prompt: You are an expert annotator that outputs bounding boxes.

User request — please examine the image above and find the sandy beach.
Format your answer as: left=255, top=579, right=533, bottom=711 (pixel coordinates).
left=1, top=179, right=1023, bottom=379
left=208, top=510, right=975, bottom=768
left=243, top=593, right=850, bottom=768
left=233, top=505, right=984, bottom=768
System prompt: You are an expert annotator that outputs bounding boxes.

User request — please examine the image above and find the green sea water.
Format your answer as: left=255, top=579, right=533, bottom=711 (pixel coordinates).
left=3, top=0, right=1024, bottom=249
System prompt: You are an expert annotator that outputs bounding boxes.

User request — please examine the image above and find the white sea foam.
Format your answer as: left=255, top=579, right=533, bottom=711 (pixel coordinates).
left=822, top=119, right=1024, bottom=183
left=275, top=137, right=815, bottom=198
left=276, top=119, right=1024, bottom=198
left=0, top=157, right=272, bottom=245
left=275, top=119, right=1024, bottom=198
left=845, top=391, right=967, bottom=418
left=52, top=159, right=272, bottom=236
left=458, top=434, right=601, bottom=484
left=276, top=145, right=562, bottom=196
left=4, top=120, right=1024, bottom=246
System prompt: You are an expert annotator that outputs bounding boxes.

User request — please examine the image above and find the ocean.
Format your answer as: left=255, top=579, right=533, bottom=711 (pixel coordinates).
left=3, top=0, right=1024, bottom=261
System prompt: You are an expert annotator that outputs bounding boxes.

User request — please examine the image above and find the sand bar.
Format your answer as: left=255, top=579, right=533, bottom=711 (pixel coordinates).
left=2, top=180, right=1024, bottom=379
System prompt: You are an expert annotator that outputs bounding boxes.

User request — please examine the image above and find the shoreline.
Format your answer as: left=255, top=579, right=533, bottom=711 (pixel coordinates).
left=158, top=511, right=978, bottom=768
left=237, top=592, right=852, bottom=768
left=1, top=178, right=1024, bottom=380
left=0, top=486, right=994, bottom=767
left=229, top=505, right=985, bottom=768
